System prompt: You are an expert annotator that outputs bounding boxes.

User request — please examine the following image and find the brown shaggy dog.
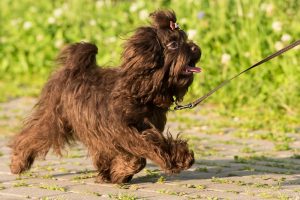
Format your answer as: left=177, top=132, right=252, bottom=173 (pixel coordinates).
left=9, top=10, right=201, bottom=183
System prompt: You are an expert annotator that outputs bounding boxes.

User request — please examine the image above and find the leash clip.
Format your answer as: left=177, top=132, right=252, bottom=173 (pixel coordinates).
left=174, top=103, right=193, bottom=110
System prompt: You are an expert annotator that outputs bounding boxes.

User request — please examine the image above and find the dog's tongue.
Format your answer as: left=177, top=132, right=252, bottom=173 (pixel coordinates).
left=186, top=66, right=201, bottom=73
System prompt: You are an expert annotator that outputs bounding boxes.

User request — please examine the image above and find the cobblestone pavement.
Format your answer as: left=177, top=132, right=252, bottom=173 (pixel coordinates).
left=0, top=98, right=299, bottom=200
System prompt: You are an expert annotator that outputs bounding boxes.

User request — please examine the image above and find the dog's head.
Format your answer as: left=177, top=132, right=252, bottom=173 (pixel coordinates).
left=121, top=10, right=201, bottom=108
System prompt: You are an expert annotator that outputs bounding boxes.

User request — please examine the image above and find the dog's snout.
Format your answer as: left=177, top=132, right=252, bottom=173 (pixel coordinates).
left=190, top=43, right=200, bottom=53
left=189, top=43, right=201, bottom=61
left=191, top=45, right=197, bottom=52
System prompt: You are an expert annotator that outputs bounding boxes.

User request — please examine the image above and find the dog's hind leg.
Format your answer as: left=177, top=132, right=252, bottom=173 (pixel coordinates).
left=9, top=111, right=69, bottom=174
left=91, top=147, right=146, bottom=184
left=109, top=154, right=146, bottom=183
left=91, top=150, right=113, bottom=183
left=9, top=124, right=53, bottom=174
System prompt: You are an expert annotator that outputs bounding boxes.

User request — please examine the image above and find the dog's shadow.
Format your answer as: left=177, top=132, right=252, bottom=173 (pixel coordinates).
left=131, top=157, right=300, bottom=186
left=49, top=157, right=300, bottom=186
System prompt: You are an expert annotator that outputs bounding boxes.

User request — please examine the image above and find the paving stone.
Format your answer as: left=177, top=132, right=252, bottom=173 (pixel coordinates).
left=20, top=178, right=83, bottom=188
left=42, top=192, right=109, bottom=200
left=0, top=173, right=17, bottom=182
left=0, top=186, right=66, bottom=198
left=0, top=194, right=25, bottom=200
left=0, top=164, right=12, bottom=174
left=186, top=189, right=261, bottom=200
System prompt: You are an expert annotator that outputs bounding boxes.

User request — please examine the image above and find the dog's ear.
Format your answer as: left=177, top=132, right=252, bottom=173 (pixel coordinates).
left=121, top=27, right=163, bottom=71
left=150, top=10, right=177, bottom=30
left=121, top=27, right=167, bottom=104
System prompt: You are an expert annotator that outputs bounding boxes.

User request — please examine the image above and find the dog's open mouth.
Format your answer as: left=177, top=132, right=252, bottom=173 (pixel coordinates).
left=183, top=65, right=201, bottom=74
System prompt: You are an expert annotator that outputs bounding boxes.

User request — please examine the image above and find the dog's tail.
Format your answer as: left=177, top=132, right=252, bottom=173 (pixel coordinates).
left=56, top=42, right=98, bottom=71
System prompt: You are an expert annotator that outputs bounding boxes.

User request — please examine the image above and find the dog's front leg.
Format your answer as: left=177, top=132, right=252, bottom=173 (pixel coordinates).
left=115, top=127, right=194, bottom=174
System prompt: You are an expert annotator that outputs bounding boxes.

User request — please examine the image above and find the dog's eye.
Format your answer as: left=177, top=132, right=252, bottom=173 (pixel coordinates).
left=166, top=41, right=179, bottom=50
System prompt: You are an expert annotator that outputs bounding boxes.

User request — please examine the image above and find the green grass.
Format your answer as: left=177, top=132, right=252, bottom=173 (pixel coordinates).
left=233, top=155, right=300, bottom=171
left=1, top=0, right=300, bottom=130
left=13, top=181, right=30, bottom=187
left=183, top=184, right=207, bottom=190
left=109, top=193, right=138, bottom=200
left=156, top=176, right=166, bottom=183
left=144, top=168, right=161, bottom=178
left=0, top=185, right=6, bottom=190
left=157, top=189, right=187, bottom=196
left=274, top=142, right=291, bottom=151
left=211, top=177, right=280, bottom=190
left=72, top=173, right=96, bottom=180
left=65, top=151, right=84, bottom=158
left=194, top=167, right=209, bottom=172
left=39, top=184, right=67, bottom=192
left=241, top=146, right=256, bottom=153
left=291, top=154, right=300, bottom=159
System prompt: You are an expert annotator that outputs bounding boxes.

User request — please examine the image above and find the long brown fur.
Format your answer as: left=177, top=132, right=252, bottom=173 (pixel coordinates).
left=9, top=10, right=201, bottom=183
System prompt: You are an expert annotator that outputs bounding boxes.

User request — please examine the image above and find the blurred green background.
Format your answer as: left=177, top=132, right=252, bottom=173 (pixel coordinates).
left=1, top=0, right=299, bottom=132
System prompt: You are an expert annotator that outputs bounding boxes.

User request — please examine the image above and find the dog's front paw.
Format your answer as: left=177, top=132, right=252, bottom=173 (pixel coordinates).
left=164, top=138, right=195, bottom=174
left=166, top=139, right=195, bottom=174
left=182, top=149, right=195, bottom=169
left=173, top=149, right=194, bottom=171
left=164, top=151, right=194, bottom=175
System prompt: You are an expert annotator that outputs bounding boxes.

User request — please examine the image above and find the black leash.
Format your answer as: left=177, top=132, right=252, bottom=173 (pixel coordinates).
left=174, top=39, right=300, bottom=111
